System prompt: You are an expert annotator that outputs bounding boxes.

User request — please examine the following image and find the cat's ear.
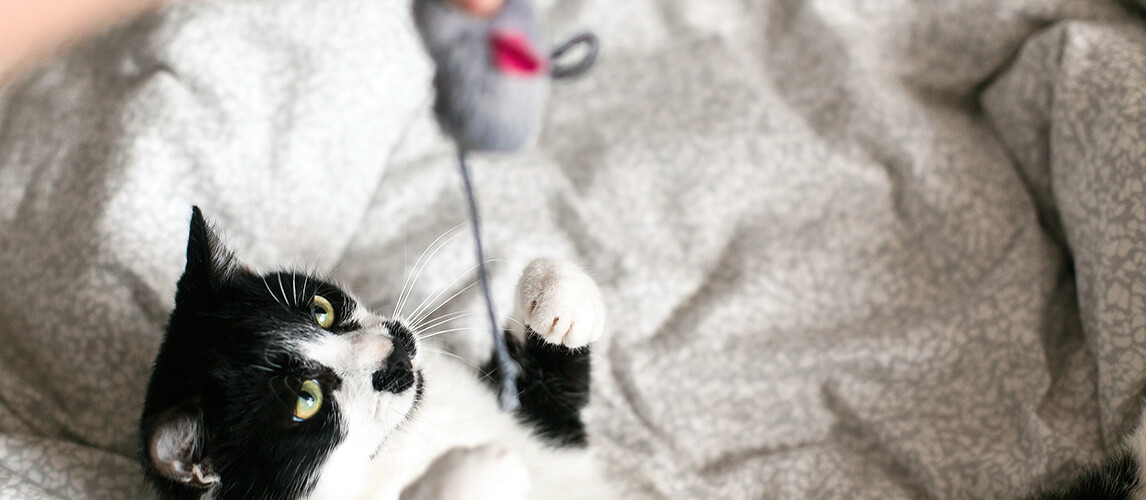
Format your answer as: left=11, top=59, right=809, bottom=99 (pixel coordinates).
left=176, top=206, right=240, bottom=303
left=144, top=404, right=219, bottom=488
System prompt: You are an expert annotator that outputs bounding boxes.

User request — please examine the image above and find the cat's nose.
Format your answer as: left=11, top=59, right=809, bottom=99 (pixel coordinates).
left=372, top=344, right=414, bottom=393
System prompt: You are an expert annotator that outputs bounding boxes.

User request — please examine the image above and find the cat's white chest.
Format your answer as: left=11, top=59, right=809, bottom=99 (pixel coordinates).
left=358, top=353, right=522, bottom=499
left=312, top=353, right=607, bottom=500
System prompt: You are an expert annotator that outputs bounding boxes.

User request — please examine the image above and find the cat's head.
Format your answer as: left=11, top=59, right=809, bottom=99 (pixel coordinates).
left=140, top=207, right=423, bottom=500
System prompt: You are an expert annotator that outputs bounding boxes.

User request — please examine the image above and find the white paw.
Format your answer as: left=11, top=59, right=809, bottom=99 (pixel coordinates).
left=514, top=258, right=606, bottom=349
left=410, top=445, right=530, bottom=500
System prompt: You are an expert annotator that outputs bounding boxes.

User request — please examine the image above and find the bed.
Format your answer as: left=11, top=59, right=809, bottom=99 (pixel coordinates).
left=2, top=0, right=1146, bottom=497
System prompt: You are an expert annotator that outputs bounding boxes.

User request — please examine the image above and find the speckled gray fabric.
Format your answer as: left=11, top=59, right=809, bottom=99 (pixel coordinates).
left=1, top=0, right=1145, bottom=498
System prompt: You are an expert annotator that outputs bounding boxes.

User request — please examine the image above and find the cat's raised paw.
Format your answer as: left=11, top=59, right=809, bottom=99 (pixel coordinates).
left=514, top=258, right=605, bottom=349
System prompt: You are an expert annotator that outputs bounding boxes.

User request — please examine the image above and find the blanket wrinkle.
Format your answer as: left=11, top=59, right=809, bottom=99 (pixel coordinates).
left=3, top=0, right=1146, bottom=498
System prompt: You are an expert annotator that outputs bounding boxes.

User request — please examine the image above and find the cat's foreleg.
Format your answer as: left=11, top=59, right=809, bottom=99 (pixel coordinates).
left=485, top=258, right=606, bottom=447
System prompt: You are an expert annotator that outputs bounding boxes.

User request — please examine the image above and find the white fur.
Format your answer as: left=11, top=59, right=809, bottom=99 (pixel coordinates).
left=296, top=258, right=611, bottom=500
left=398, top=444, right=532, bottom=500
left=300, top=317, right=422, bottom=499
left=364, top=353, right=611, bottom=500
left=514, top=258, right=605, bottom=348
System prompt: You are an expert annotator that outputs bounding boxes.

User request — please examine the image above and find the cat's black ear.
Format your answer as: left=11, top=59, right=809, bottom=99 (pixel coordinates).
left=144, top=404, right=219, bottom=489
left=177, top=207, right=240, bottom=303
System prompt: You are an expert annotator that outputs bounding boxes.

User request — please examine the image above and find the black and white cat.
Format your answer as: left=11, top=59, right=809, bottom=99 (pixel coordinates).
left=139, top=207, right=612, bottom=500
left=139, top=208, right=1146, bottom=500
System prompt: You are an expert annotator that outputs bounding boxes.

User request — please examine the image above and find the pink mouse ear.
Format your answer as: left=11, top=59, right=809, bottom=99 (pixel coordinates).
left=490, top=29, right=546, bottom=77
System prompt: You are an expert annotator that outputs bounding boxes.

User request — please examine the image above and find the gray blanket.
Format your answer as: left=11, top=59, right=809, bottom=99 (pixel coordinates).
left=2, top=0, right=1146, bottom=498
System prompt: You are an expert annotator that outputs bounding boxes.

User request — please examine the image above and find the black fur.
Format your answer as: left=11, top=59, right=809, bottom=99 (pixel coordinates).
left=140, top=208, right=363, bottom=500
left=373, top=321, right=417, bottom=393
left=385, top=320, right=418, bottom=359
left=373, top=343, right=415, bottom=394
left=484, top=328, right=592, bottom=447
left=1025, top=449, right=1141, bottom=500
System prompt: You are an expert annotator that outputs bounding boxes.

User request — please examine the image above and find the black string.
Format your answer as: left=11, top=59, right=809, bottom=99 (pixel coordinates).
left=449, top=31, right=599, bottom=412
left=457, top=148, right=521, bottom=411
left=550, top=32, right=600, bottom=80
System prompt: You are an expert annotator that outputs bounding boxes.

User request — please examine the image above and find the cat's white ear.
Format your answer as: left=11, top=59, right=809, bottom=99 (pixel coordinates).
left=177, top=206, right=241, bottom=301
left=146, top=406, right=219, bottom=488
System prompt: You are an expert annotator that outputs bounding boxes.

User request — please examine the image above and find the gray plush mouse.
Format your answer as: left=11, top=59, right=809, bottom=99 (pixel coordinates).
left=411, top=0, right=598, bottom=411
left=413, top=0, right=595, bottom=151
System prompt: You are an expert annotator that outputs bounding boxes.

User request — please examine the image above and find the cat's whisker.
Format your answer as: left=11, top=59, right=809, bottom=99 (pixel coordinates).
left=262, top=348, right=284, bottom=370
left=262, top=276, right=283, bottom=306
left=397, top=229, right=468, bottom=319
left=406, top=257, right=503, bottom=326
left=277, top=274, right=289, bottom=310
left=410, top=309, right=472, bottom=332
left=393, top=222, right=467, bottom=319
left=301, top=270, right=310, bottom=304
left=303, top=239, right=335, bottom=289
left=291, top=271, right=298, bottom=307
left=417, top=327, right=484, bottom=341
left=407, top=258, right=501, bottom=323
left=408, top=280, right=481, bottom=328
left=411, top=311, right=475, bottom=334
left=329, top=260, right=348, bottom=278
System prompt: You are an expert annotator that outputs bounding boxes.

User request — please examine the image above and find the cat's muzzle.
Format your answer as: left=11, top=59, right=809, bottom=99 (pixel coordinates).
left=372, top=342, right=415, bottom=393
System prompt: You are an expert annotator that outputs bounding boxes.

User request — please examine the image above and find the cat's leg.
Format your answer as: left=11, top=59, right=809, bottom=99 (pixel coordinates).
left=399, top=445, right=530, bottom=500
left=485, top=258, right=606, bottom=447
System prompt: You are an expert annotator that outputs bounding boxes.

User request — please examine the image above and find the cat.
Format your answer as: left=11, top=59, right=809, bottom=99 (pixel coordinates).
left=138, top=207, right=612, bottom=500
left=139, top=209, right=1146, bottom=500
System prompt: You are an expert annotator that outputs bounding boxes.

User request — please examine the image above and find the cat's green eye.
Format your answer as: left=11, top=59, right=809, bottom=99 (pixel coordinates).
left=293, top=379, right=323, bottom=422
left=312, top=295, right=334, bottom=329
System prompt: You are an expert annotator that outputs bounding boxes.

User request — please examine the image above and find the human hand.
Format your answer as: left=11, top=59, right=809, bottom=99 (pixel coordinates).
left=0, top=0, right=162, bottom=83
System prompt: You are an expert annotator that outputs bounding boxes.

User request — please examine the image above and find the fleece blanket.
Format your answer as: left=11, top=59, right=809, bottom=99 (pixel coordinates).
left=3, top=0, right=1146, bottom=498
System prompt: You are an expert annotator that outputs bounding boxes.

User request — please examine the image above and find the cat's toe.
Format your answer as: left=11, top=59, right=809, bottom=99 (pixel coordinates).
left=515, top=258, right=605, bottom=349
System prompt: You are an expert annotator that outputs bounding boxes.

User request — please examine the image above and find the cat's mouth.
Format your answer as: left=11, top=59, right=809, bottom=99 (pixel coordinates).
left=372, top=321, right=424, bottom=429
left=369, top=372, right=425, bottom=460
left=408, top=370, right=426, bottom=416
left=378, top=364, right=424, bottom=419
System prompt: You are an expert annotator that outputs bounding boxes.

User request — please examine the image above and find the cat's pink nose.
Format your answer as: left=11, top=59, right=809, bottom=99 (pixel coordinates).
left=450, top=0, right=505, bottom=18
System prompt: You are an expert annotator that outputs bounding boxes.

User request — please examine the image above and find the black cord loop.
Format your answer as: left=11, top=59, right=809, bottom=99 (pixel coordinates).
left=550, top=32, right=600, bottom=80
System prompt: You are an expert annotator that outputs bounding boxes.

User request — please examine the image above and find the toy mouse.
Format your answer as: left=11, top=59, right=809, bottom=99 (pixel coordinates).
left=411, top=0, right=598, bottom=410
left=413, top=0, right=596, bottom=151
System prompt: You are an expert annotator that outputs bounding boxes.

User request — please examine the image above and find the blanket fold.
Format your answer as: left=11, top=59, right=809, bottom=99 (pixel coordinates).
left=2, top=0, right=1145, bottom=498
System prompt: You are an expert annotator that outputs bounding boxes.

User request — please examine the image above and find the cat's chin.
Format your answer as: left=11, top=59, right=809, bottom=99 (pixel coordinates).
left=374, top=370, right=425, bottom=443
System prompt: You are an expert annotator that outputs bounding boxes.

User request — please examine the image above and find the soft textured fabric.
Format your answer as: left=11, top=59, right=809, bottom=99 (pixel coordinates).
left=1, top=0, right=1145, bottom=498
